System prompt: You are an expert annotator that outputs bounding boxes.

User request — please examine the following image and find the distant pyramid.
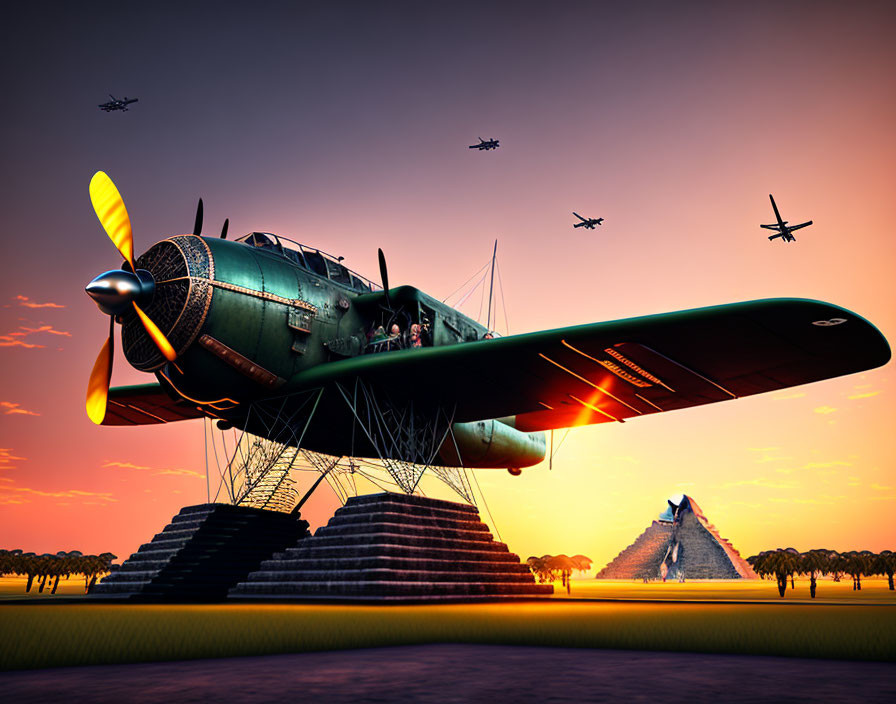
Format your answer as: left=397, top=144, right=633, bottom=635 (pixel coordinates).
left=596, top=494, right=757, bottom=580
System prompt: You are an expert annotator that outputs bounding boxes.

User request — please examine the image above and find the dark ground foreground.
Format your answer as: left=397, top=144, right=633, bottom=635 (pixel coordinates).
left=3, top=644, right=895, bottom=704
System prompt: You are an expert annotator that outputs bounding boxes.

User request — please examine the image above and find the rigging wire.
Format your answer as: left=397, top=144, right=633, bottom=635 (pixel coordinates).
left=442, top=259, right=491, bottom=304
left=477, top=266, right=487, bottom=322
left=203, top=418, right=210, bottom=503
left=470, top=468, right=502, bottom=544
left=211, top=422, right=226, bottom=502
left=550, top=428, right=572, bottom=462
left=495, top=259, right=510, bottom=335
left=455, top=267, right=490, bottom=309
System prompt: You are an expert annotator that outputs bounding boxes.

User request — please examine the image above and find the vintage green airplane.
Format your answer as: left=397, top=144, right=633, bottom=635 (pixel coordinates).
left=85, top=172, right=890, bottom=474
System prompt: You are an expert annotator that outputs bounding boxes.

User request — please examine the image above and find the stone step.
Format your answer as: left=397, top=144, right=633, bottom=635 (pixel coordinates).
left=290, top=532, right=508, bottom=552
left=90, top=580, right=153, bottom=594
left=345, top=492, right=479, bottom=515
left=232, top=580, right=553, bottom=598
left=98, top=570, right=160, bottom=583
left=334, top=498, right=480, bottom=524
left=130, top=546, right=182, bottom=560
left=138, top=533, right=295, bottom=554
left=230, top=493, right=550, bottom=600
left=314, top=521, right=496, bottom=541
left=243, top=568, right=538, bottom=583
left=324, top=511, right=491, bottom=533
left=281, top=542, right=517, bottom=563
left=92, top=503, right=310, bottom=600
left=117, top=560, right=168, bottom=572
left=257, top=555, right=532, bottom=574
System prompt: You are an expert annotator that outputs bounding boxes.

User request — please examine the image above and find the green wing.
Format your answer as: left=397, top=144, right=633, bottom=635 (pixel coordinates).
left=103, top=383, right=205, bottom=425
left=291, top=298, right=890, bottom=430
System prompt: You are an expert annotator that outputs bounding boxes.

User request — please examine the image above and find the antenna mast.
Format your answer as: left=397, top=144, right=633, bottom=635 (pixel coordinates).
left=486, top=239, right=497, bottom=331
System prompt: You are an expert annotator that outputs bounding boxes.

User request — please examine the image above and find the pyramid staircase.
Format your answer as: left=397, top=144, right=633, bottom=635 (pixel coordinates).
left=672, top=510, right=756, bottom=578
left=596, top=521, right=673, bottom=579
left=595, top=495, right=757, bottom=580
left=231, top=492, right=553, bottom=601
left=90, top=503, right=310, bottom=601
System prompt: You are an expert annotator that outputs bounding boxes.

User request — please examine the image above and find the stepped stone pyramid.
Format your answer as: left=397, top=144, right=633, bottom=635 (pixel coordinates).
left=596, top=494, right=757, bottom=580
left=231, top=492, right=553, bottom=601
left=91, top=503, right=310, bottom=600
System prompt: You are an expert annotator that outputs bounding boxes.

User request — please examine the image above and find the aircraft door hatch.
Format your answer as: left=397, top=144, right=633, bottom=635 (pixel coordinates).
left=288, top=307, right=314, bottom=354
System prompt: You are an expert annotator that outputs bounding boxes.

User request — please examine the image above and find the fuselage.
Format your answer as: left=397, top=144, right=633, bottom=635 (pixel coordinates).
left=120, top=232, right=545, bottom=468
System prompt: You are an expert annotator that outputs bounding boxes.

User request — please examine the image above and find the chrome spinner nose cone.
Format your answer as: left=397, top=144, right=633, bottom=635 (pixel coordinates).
left=85, top=269, right=154, bottom=315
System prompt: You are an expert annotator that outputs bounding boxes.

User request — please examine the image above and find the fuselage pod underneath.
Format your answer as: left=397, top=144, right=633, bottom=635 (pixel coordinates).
left=439, top=418, right=546, bottom=468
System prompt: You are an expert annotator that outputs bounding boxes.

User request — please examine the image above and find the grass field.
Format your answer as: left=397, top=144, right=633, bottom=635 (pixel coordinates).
left=556, top=577, right=896, bottom=604
left=2, top=578, right=894, bottom=671
left=3, top=576, right=893, bottom=603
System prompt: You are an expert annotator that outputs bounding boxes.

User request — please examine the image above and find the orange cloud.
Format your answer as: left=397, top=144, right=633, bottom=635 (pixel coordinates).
left=848, top=391, right=881, bottom=400
left=813, top=406, right=837, bottom=415
left=17, top=325, right=71, bottom=337
left=15, top=295, right=65, bottom=309
left=1, top=401, right=39, bottom=416
left=0, top=324, right=71, bottom=348
left=0, top=336, right=45, bottom=349
left=0, top=485, right=116, bottom=505
left=772, top=391, right=807, bottom=401
left=103, top=460, right=204, bottom=479
left=0, top=448, right=26, bottom=469
left=720, top=477, right=799, bottom=489
left=103, top=461, right=152, bottom=470
left=156, top=468, right=205, bottom=479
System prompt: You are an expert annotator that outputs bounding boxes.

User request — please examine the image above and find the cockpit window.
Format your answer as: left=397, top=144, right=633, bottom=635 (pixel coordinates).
left=234, top=232, right=380, bottom=292
left=302, top=251, right=328, bottom=277
left=350, top=274, right=371, bottom=292
left=283, top=249, right=305, bottom=268
left=325, top=258, right=352, bottom=286
left=241, top=232, right=280, bottom=250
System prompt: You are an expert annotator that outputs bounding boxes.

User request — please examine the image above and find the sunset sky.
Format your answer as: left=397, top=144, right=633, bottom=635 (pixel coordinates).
left=1, top=1, right=894, bottom=570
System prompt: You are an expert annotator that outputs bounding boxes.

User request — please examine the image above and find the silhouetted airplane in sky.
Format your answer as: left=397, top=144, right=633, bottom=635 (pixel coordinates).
left=468, top=137, right=499, bottom=151
left=573, top=212, right=603, bottom=229
left=98, top=95, right=138, bottom=112
left=761, top=194, right=812, bottom=242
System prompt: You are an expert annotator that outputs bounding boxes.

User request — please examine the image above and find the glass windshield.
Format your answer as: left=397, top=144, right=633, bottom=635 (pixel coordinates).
left=234, top=232, right=380, bottom=292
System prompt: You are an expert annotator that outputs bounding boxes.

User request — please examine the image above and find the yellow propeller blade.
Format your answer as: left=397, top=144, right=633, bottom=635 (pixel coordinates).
left=86, top=322, right=114, bottom=425
left=133, top=302, right=177, bottom=361
left=89, top=171, right=134, bottom=270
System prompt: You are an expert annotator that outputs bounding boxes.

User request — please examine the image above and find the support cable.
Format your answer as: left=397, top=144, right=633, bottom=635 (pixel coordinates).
left=470, top=469, right=502, bottom=544
left=442, top=259, right=491, bottom=304
left=203, top=418, right=210, bottom=504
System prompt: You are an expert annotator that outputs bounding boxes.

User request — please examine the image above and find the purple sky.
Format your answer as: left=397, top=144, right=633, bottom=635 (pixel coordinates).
left=2, top=1, right=894, bottom=565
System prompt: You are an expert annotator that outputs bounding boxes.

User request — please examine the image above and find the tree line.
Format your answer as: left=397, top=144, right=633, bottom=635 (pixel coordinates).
left=747, top=548, right=895, bottom=598
left=527, top=554, right=593, bottom=594
left=0, top=549, right=117, bottom=594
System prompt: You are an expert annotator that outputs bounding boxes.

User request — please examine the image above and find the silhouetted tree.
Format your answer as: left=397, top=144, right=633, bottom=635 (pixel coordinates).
left=571, top=554, right=593, bottom=574
left=748, top=549, right=799, bottom=597
left=547, top=555, right=576, bottom=594
left=842, top=550, right=870, bottom=591
left=83, top=553, right=117, bottom=592
left=526, top=553, right=592, bottom=593
left=872, top=550, right=895, bottom=590
left=799, top=549, right=833, bottom=599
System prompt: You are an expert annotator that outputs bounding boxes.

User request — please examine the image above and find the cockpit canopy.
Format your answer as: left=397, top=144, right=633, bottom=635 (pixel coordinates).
left=235, top=232, right=381, bottom=293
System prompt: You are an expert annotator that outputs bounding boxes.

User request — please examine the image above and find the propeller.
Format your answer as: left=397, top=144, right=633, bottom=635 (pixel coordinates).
left=86, top=318, right=114, bottom=425
left=85, top=171, right=178, bottom=424
left=378, top=248, right=391, bottom=309
left=193, top=198, right=203, bottom=236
